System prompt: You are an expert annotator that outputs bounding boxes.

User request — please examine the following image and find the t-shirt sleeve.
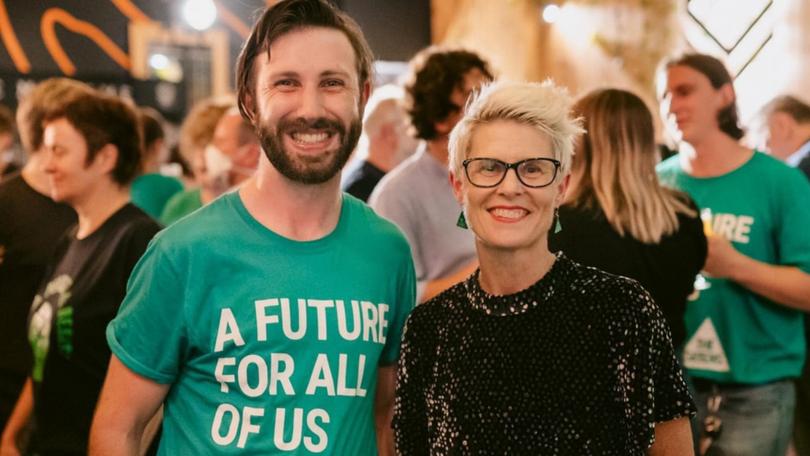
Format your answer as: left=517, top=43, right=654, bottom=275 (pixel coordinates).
left=379, top=244, right=417, bottom=366
left=618, top=281, right=696, bottom=448
left=107, top=239, right=188, bottom=384
left=370, top=184, right=427, bottom=300
left=776, top=170, right=810, bottom=272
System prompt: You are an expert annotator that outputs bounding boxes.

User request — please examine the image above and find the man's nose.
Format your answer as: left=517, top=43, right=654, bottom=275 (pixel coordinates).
left=297, top=87, right=327, bottom=119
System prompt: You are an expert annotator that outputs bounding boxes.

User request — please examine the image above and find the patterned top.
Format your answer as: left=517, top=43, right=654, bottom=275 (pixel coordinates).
left=393, top=253, right=695, bottom=455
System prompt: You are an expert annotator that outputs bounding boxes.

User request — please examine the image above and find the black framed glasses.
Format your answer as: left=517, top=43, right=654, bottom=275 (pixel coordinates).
left=462, top=157, right=560, bottom=188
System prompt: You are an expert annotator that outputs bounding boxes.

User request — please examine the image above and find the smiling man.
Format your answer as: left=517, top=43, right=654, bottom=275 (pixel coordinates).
left=89, top=1, right=416, bottom=455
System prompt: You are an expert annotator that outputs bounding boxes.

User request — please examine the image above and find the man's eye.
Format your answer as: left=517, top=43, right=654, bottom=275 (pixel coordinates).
left=322, top=79, right=345, bottom=88
left=274, top=79, right=297, bottom=88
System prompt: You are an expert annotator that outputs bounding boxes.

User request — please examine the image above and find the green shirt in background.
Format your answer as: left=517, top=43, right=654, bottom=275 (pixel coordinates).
left=108, top=192, right=416, bottom=455
left=657, top=151, right=810, bottom=384
left=159, top=188, right=202, bottom=226
left=130, top=173, right=184, bottom=221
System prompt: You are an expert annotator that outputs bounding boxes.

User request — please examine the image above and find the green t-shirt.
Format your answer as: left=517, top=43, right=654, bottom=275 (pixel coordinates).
left=130, top=173, right=184, bottom=220
left=108, top=192, right=416, bottom=454
left=657, top=152, right=810, bottom=384
left=159, top=188, right=202, bottom=226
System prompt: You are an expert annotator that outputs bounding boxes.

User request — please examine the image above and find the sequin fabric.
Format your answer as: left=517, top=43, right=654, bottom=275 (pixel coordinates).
left=393, top=253, right=696, bottom=455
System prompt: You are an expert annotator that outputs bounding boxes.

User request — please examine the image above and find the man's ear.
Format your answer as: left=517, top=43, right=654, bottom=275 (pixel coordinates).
left=770, top=111, right=795, bottom=140
left=92, top=144, right=118, bottom=176
left=718, top=82, right=736, bottom=110
left=241, top=93, right=256, bottom=124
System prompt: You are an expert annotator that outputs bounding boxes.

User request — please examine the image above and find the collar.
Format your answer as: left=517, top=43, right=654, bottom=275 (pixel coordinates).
left=786, top=139, right=810, bottom=167
left=463, top=252, right=564, bottom=316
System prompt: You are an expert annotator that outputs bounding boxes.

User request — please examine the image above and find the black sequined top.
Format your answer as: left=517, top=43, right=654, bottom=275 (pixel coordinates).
left=393, top=253, right=695, bottom=455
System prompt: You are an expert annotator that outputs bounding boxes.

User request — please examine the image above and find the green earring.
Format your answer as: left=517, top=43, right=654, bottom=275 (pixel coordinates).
left=554, top=207, right=562, bottom=234
left=456, top=211, right=468, bottom=229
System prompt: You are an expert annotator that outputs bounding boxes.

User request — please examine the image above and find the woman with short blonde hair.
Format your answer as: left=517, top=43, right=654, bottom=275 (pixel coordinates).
left=394, top=81, right=696, bottom=455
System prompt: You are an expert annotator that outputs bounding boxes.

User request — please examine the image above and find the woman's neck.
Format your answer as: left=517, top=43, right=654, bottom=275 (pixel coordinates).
left=477, top=243, right=556, bottom=295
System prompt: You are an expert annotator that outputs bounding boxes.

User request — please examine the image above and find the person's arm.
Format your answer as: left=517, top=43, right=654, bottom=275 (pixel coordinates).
left=89, top=356, right=169, bottom=456
left=374, top=365, right=397, bottom=456
left=647, top=417, right=693, bottom=456
left=420, top=260, right=478, bottom=303
left=0, top=378, right=33, bottom=456
left=704, top=236, right=810, bottom=311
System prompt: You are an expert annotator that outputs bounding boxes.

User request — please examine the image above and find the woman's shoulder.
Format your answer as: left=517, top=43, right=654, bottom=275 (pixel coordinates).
left=560, top=257, right=658, bottom=317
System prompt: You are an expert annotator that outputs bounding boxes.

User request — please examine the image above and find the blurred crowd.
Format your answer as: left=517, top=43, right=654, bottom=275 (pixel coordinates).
left=0, top=0, right=809, bottom=455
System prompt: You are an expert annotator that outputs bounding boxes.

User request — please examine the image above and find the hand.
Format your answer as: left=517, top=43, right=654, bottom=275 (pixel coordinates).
left=0, top=244, right=5, bottom=266
left=703, top=235, right=744, bottom=279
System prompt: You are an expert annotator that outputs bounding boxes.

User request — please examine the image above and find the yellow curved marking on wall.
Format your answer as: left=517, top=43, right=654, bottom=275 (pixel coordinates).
left=110, top=0, right=154, bottom=23
left=214, top=1, right=250, bottom=39
left=41, top=8, right=131, bottom=76
left=0, top=0, right=31, bottom=73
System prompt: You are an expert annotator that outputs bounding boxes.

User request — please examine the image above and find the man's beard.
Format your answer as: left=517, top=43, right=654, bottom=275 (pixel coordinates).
left=257, top=115, right=361, bottom=184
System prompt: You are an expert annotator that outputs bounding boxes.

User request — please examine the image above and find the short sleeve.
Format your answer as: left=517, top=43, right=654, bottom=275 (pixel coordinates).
left=776, top=170, right=810, bottom=272
left=393, top=308, right=432, bottom=455
left=370, top=184, right=427, bottom=300
left=378, top=244, right=417, bottom=366
left=617, top=283, right=696, bottom=448
left=106, top=240, right=188, bottom=384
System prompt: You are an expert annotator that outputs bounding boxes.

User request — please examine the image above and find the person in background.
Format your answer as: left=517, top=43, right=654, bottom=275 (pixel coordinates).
left=159, top=97, right=232, bottom=225
left=758, top=94, right=810, bottom=180
left=549, top=88, right=707, bottom=350
left=370, top=47, right=492, bottom=302
left=757, top=93, right=810, bottom=456
left=0, top=79, right=85, bottom=435
left=657, top=53, right=810, bottom=456
left=202, top=108, right=260, bottom=193
left=342, top=84, right=418, bottom=201
left=0, top=90, right=160, bottom=456
left=130, top=107, right=184, bottom=220
left=0, top=105, right=18, bottom=180
left=394, top=80, right=694, bottom=455
left=90, top=0, right=414, bottom=454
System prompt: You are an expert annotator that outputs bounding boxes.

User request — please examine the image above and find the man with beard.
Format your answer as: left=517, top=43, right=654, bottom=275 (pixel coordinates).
left=88, top=1, right=416, bottom=455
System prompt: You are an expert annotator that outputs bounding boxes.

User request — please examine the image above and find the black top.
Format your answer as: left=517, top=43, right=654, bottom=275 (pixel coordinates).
left=28, top=203, right=159, bottom=455
left=0, top=173, right=76, bottom=376
left=549, top=202, right=707, bottom=348
left=342, top=160, right=386, bottom=202
left=393, top=254, right=695, bottom=455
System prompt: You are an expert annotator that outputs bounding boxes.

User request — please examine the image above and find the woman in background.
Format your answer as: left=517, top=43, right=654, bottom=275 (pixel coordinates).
left=549, top=88, right=707, bottom=349
left=159, top=96, right=232, bottom=226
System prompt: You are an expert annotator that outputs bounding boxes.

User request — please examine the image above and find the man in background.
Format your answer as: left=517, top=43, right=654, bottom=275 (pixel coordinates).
left=759, top=94, right=810, bottom=179
left=370, top=47, right=492, bottom=302
left=758, top=93, right=810, bottom=456
left=342, top=84, right=417, bottom=201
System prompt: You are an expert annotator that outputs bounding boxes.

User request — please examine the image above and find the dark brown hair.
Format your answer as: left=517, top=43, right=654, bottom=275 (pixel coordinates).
left=44, top=92, right=142, bottom=185
left=664, top=53, right=744, bottom=140
left=16, top=78, right=94, bottom=154
left=235, top=0, right=373, bottom=122
left=404, top=47, right=492, bottom=140
left=138, top=106, right=165, bottom=149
